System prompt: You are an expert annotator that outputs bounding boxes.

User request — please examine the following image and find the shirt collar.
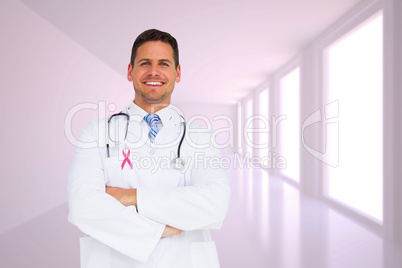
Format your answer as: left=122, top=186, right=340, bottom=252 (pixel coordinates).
left=127, top=101, right=181, bottom=127
left=156, top=105, right=182, bottom=128
left=127, top=101, right=148, bottom=123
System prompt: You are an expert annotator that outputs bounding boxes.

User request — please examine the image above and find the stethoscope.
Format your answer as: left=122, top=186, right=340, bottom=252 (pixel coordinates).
left=106, top=111, right=186, bottom=170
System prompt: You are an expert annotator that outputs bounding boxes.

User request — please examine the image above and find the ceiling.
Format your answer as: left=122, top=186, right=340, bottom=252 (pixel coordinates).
left=20, top=0, right=361, bottom=104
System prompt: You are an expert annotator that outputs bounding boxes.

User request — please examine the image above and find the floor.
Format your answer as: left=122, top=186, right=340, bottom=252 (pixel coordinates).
left=211, top=167, right=402, bottom=268
left=1, top=167, right=401, bottom=267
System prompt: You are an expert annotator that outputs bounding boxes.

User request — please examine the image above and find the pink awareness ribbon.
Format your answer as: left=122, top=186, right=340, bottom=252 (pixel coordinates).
left=121, top=148, right=133, bottom=170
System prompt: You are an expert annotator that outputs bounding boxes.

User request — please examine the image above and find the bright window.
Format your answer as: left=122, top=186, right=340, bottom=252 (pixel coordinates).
left=244, top=98, right=253, bottom=158
left=279, top=68, right=300, bottom=182
left=324, top=12, right=383, bottom=221
left=258, top=89, right=269, bottom=158
left=237, top=101, right=243, bottom=154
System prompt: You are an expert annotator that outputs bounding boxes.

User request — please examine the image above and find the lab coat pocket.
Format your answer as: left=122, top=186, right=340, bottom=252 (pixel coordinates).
left=80, top=236, right=111, bottom=268
left=190, top=241, right=220, bottom=268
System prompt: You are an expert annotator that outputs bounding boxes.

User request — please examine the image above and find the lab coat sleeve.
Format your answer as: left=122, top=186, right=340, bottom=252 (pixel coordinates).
left=68, top=120, right=165, bottom=264
left=137, top=131, right=231, bottom=231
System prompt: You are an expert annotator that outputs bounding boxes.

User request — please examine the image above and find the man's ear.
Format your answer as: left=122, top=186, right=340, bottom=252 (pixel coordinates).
left=127, top=63, right=133, bottom=82
left=175, top=64, right=181, bottom=83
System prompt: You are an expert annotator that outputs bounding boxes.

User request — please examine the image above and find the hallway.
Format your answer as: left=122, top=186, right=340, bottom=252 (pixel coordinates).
left=212, top=166, right=402, bottom=268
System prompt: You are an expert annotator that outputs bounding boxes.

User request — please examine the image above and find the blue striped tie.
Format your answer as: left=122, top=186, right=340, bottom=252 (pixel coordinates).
left=144, top=114, right=160, bottom=143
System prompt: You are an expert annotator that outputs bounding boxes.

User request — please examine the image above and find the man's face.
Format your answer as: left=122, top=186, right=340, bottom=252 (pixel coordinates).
left=128, top=41, right=181, bottom=108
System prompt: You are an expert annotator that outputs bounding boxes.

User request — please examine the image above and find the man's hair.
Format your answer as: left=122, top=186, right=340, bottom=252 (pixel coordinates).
left=130, top=29, right=179, bottom=69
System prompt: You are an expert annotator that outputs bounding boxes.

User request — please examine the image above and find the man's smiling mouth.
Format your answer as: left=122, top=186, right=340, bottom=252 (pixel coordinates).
left=144, top=81, right=164, bottom=86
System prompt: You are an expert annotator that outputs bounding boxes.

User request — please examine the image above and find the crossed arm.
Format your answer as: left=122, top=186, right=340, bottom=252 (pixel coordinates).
left=105, top=187, right=182, bottom=238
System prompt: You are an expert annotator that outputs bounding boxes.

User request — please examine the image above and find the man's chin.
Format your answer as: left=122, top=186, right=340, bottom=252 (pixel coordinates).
left=143, top=94, right=170, bottom=105
left=134, top=90, right=172, bottom=106
left=144, top=97, right=165, bottom=104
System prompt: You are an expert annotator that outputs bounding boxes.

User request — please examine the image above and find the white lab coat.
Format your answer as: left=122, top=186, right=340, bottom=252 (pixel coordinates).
left=68, top=102, right=231, bottom=268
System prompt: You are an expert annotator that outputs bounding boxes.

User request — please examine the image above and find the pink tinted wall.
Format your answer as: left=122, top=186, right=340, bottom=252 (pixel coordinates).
left=0, top=0, right=129, bottom=234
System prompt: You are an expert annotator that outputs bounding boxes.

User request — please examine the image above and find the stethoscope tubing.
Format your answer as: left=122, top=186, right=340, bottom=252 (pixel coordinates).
left=177, top=115, right=186, bottom=158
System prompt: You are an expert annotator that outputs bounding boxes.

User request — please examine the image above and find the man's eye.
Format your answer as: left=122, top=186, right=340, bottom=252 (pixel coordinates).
left=141, top=62, right=150, bottom=66
left=161, top=62, right=169, bottom=66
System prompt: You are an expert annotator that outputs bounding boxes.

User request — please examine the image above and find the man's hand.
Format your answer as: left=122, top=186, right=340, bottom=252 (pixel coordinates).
left=105, top=187, right=137, bottom=207
left=162, top=225, right=183, bottom=238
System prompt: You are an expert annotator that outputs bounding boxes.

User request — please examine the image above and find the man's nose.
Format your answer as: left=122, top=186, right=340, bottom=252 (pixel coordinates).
left=147, top=64, right=160, bottom=76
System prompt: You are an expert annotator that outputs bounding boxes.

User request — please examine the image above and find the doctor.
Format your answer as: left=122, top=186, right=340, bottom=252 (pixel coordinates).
left=68, top=29, right=231, bottom=268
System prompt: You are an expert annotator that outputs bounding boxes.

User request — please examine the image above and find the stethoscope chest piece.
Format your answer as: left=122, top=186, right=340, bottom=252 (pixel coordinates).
left=172, top=157, right=185, bottom=170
